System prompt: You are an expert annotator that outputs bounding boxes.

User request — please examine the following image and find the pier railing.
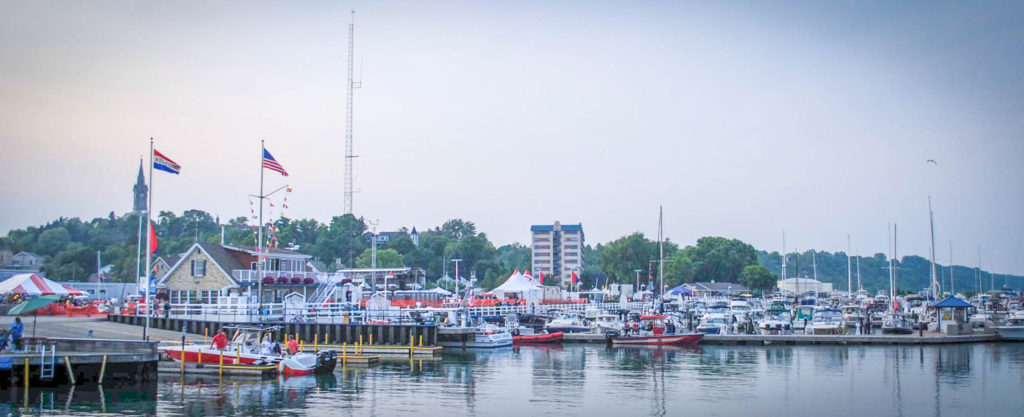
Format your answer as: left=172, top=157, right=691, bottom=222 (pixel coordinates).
left=138, top=300, right=649, bottom=324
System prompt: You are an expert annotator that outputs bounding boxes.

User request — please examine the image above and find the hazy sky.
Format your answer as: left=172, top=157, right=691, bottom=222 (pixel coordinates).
left=1, top=1, right=1022, bottom=275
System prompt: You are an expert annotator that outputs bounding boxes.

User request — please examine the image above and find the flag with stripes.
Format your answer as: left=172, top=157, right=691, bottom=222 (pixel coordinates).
left=153, top=150, right=181, bottom=174
left=263, top=149, right=289, bottom=176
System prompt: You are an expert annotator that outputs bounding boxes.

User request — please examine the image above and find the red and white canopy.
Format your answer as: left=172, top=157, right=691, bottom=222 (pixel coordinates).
left=0, top=273, right=85, bottom=296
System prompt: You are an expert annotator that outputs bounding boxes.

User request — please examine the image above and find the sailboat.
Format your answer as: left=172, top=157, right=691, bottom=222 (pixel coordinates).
left=881, top=224, right=912, bottom=334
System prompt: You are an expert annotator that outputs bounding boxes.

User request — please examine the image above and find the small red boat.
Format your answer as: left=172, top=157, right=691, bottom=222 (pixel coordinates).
left=513, top=331, right=564, bottom=344
left=611, top=333, right=704, bottom=346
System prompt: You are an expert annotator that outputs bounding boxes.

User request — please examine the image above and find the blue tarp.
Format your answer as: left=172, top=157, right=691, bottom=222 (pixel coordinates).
left=668, top=285, right=692, bottom=295
left=933, top=296, right=972, bottom=308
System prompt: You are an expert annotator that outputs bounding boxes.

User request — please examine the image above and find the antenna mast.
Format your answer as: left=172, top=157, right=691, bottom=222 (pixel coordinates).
left=344, top=10, right=360, bottom=214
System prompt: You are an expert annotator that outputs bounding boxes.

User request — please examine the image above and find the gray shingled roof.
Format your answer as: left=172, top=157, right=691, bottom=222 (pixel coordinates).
left=198, top=242, right=244, bottom=272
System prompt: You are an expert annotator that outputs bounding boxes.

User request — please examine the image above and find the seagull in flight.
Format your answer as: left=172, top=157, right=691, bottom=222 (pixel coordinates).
left=926, top=159, right=938, bottom=165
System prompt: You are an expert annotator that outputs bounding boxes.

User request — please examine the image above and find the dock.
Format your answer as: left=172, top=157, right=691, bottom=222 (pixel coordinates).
left=157, top=361, right=277, bottom=379
left=1, top=337, right=159, bottom=388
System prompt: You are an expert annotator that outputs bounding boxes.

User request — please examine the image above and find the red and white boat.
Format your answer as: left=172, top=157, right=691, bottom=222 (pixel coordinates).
left=612, top=314, right=704, bottom=346
left=513, top=331, right=564, bottom=344
left=611, top=333, right=704, bottom=346
left=161, top=326, right=336, bottom=376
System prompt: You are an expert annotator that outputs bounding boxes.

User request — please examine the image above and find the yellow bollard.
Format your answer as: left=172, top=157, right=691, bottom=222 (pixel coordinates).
left=198, top=348, right=202, bottom=365
left=359, top=335, right=363, bottom=350
left=219, top=351, right=224, bottom=378
left=409, top=338, right=414, bottom=358
left=369, top=333, right=373, bottom=346
left=314, top=334, right=319, bottom=353
left=324, top=332, right=328, bottom=346
left=98, top=355, right=108, bottom=385
left=236, top=344, right=241, bottom=364
left=204, top=327, right=208, bottom=345
left=181, top=343, right=186, bottom=375
left=342, top=342, right=347, bottom=365
left=300, top=340, right=304, bottom=352
left=24, top=358, right=29, bottom=392
left=295, top=332, right=299, bottom=344
left=419, top=335, right=423, bottom=347
left=64, top=356, right=76, bottom=385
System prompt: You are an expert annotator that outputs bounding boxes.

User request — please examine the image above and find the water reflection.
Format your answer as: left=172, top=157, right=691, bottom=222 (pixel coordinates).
left=0, top=382, right=157, bottom=416
left=3, top=343, right=1023, bottom=416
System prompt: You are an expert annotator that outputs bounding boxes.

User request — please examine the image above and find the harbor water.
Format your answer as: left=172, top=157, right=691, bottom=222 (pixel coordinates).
left=4, top=343, right=1023, bottom=416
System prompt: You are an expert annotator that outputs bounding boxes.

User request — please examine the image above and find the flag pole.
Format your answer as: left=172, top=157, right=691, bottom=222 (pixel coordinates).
left=144, top=138, right=154, bottom=340
left=257, top=139, right=265, bottom=319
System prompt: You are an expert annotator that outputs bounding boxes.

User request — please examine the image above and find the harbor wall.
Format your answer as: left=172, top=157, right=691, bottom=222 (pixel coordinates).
left=107, top=314, right=438, bottom=346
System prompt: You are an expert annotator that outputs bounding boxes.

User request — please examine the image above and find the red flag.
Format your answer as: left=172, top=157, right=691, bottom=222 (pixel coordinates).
left=539, top=273, right=545, bottom=285
left=148, top=221, right=158, bottom=254
left=571, top=271, right=578, bottom=284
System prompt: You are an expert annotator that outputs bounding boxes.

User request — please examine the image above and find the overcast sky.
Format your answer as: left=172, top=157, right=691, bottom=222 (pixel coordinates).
left=1, top=1, right=1022, bottom=275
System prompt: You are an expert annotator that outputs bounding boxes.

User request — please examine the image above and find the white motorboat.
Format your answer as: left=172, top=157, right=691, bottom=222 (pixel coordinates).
left=841, top=305, right=865, bottom=328
left=729, top=299, right=751, bottom=324
left=995, top=311, right=1024, bottom=341
left=546, top=313, right=590, bottom=333
left=439, top=324, right=513, bottom=348
left=809, top=308, right=846, bottom=335
left=590, top=313, right=623, bottom=336
left=881, top=313, right=913, bottom=334
left=759, top=307, right=793, bottom=335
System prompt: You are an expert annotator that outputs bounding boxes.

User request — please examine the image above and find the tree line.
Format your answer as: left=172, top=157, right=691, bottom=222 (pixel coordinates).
left=2, top=209, right=1020, bottom=294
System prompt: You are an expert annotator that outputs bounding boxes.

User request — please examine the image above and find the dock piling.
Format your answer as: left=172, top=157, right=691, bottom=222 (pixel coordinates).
left=98, top=355, right=107, bottom=385
left=64, top=356, right=76, bottom=385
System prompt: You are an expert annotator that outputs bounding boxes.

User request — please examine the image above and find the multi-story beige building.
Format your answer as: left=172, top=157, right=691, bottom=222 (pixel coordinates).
left=530, top=222, right=584, bottom=287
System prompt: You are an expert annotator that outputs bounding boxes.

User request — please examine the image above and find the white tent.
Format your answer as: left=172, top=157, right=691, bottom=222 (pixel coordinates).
left=427, top=286, right=453, bottom=296
left=492, top=270, right=544, bottom=304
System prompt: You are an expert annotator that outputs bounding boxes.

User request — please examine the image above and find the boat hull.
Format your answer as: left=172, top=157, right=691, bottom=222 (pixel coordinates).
left=611, top=333, right=704, bottom=346
left=994, top=326, right=1024, bottom=341
left=514, top=332, right=564, bottom=344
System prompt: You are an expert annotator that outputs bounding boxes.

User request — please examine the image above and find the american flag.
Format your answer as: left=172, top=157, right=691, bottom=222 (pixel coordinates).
left=263, top=149, right=289, bottom=176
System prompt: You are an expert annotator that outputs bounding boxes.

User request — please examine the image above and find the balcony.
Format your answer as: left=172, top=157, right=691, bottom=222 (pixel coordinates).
left=232, top=269, right=334, bottom=284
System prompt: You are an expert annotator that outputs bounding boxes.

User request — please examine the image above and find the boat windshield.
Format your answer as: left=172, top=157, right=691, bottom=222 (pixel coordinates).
left=767, top=310, right=791, bottom=321
left=814, top=311, right=842, bottom=321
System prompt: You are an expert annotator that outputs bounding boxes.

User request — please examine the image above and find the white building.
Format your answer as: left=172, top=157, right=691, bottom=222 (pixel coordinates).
left=777, top=277, right=833, bottom=295
left=530, top=222, right=584, bottom=287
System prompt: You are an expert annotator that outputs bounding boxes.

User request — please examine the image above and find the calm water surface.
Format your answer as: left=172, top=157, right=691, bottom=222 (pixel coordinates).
left=5, top=343, right=1024, bottom=417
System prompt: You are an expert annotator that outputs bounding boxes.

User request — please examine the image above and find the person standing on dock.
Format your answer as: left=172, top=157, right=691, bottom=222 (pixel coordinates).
left=211, top=329, right=228, bottom=350
left=287, top=337, right=298, bottom=355
left=8, top=317, right=23, bottom=351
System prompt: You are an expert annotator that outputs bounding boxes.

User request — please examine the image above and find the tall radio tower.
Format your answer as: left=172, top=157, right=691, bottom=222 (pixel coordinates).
left=344, top=10, right=360, bottom=214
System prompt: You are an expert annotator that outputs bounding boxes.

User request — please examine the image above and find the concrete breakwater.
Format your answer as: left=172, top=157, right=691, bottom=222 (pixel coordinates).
left=107, top=314, right=440, bottom=347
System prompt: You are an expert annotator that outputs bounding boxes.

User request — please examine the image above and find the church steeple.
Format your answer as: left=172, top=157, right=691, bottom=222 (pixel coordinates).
left=133, top=159, right=147, bottom=213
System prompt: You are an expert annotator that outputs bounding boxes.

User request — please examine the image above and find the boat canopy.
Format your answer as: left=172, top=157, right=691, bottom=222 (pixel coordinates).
left=933, top=296, right=972, bottom=308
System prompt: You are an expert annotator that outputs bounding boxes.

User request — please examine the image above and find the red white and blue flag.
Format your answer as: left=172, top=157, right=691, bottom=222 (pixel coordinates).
left=571, top=271, right=578, bottom=284
left=263, top=149, right=289, bottom=176
left=153, top=150, right=181, bottom=175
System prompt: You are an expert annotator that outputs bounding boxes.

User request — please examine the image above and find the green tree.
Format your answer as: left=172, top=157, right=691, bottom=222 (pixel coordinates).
left=598, top=233, right=658, bottom=285
left=354, top=248, right=405, bottom=268
left=684, top=236, right=757, bottom=282
left=663, top=250, right=696, bottom=288
left=740, top=265, right=777, bottom=293
left=34, top=227, right=70, bottom=256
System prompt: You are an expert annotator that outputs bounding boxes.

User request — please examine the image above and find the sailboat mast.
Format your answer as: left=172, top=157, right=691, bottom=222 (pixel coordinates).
left=856, top=252, right=861, bottom=291
left=928, top=196, right=938, bottom=297
left=658, top=206, right=664, bottom=298
left=847, top=235, right=852, bottom=296
left=781, top=231, right=787, bottom=281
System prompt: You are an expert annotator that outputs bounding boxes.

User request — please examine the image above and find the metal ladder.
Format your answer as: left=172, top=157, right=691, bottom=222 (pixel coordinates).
left=39, top=343, right=56, bottom=379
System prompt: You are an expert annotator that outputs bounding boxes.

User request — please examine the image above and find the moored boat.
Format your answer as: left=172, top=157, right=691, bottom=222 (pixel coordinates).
left=513, top=331, right=564, bottom=344
left=611, top=333, right=704, bottom=346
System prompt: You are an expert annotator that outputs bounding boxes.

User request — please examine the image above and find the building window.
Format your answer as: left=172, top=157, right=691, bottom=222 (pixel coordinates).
left=534, top=238, right=550, bottom=242
left=564, top=237, right=578, bottom=242
left=564, top=252, right=577, bottom=257
left=190, top=260, right=206, bottom=277
left=534, top=252, right=550, bottom=257
left=566, top=259, right=578, bottom=264
left=534, top=245, right=550, bottom=249
left=563, top=230, right=577, bottom=234
left=564, top=245, right=578, bottom=249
